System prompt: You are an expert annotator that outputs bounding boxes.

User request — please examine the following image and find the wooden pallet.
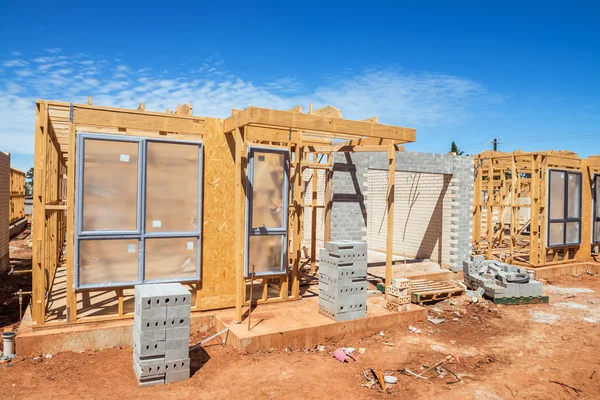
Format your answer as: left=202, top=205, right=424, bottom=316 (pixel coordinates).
left=409, top=280, right=465, bottom=305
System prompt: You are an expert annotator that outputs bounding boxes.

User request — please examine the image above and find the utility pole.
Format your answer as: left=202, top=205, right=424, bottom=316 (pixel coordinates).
left=493, top=138, right=498, bottom=151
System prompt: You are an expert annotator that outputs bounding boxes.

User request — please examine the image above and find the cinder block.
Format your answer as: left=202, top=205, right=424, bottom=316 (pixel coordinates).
left=166, top=338, right=189, bottom=352
left=165, top=349, right=189, bottom=362
left=166, top=304, right=191, bottom=318
left=164, top=358, right=190, bottom=372
left=165, top=369, right=190, bottom=384
left=325, top=240, right=368, bottom=253
left=134, top=326, right=166, bottom=343
left=138, top=375, right=166, bottom=387
left=134, top=340, right=166, bottom=357
left=135, top=304, right=167, bottom=319
left=135, top=285, right=162, bottom=310
left=166, top=326, right=191, bottom=340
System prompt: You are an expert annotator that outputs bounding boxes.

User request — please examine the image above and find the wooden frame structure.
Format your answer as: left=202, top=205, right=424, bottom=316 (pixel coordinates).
left=224, top=105, right=415, bottom=322
left=473, top=150, right=600, bottom=267
left=31, top=99, right=415, bottom=328
left=9, top=167, right=26, bottom=225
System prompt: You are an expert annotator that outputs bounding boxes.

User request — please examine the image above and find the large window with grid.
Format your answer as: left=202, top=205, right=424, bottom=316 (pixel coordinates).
left=75, top=133, right=203, bottom=289
left=244, top=146, right=289, bottom=277
left=547, top=169, right=582, bottom=247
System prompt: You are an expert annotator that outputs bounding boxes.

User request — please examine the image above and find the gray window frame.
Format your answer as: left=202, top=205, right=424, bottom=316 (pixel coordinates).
left=74, top=133, right=203, bottom=289
left=244, top=146, right=290, bottom=278
left=546, top=169, right=582, bottom=248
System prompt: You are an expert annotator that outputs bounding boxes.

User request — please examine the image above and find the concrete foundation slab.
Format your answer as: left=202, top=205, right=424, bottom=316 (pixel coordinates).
left=214, top=296, right=426, bottom=353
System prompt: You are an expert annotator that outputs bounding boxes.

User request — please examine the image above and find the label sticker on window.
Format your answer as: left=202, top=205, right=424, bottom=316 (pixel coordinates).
left=187, top=241, right=194, bottom=250
left=152, top=220, right=162, bottom=228
left=120, top=154, right=130, bottom=163
left=127, top=244, right=136, bottom=253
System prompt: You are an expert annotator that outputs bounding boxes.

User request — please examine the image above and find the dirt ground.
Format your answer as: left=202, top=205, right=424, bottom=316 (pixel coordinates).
left=0, top=228, right=32, bottom=330
left=2, top=239, right=600, bottom=398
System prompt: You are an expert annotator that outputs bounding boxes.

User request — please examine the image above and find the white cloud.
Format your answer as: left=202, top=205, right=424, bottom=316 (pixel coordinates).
left=45, top=48, right=62, bottom=54
left=3, top=59, right=28, bottom=67
left=0, top=51, right=494, bottom=158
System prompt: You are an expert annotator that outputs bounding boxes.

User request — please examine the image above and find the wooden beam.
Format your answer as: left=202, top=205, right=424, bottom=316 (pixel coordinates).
left=362, top=116, right=378, bottom=123
left=175, top=102, right=193, bottom=116
left=223, top=107, right=416, bottom=142
left=292, top=133, right=303, bottom=298
left=73, top=106, right=206, bottom=134
left=324, top=164, right=332, bottom=243
left=579, top=158, right=593, bottom=261
left=32, top=101, right=48, bottom=326
left=137, top=103, right=145, bottom=111
left=87, top=96, right=92, bottom=105
left=288, top=106, right=302, bottom=113
left=310, top=168, right=318, bottom=274
left=66, top=122, right=77, bottom=322
left=234, top=128, right=244, bottom=323
left=312, top=105, right=342, bottom=118
left=385, top=143, right=396, bottom=288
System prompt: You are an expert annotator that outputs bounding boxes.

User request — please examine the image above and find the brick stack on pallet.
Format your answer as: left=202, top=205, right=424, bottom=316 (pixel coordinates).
left=133, top=283, right=192, bottom=387
left=385, top=278, right=412, bottom=312
left=318, top=241, right=368, bottom=321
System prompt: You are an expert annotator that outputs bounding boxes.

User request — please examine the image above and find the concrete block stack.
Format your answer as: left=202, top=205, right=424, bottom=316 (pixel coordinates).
left=463, top=255, right=544, bottom=299
left=133, top=283, right=192, bottom=387
left=318, top=240, right=368, bottom=321
left=385, top=278, right=412, bottom=312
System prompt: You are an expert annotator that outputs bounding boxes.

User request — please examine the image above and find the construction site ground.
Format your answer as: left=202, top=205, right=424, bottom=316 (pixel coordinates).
left=2, top=235, right=600, bottom=399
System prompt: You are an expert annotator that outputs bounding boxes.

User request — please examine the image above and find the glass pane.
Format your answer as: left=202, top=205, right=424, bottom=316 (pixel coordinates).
left=549, top=222, right=564, bottom=246
left=566, top=222, right=580, bottom=244
left=595, top=221, right=600, bottom=243
left=567, top=173, right=581, bottom=218
left=248, top=235, right=284, bottom=275
left=549, top=170, right=565, bottom=220
left=146, top=142, right=199, bottom=232
left=82, top=139, right=138, bottom=231
left=145, top=237, right=198, bottom=281
left=251, top=151, right=286, bottom=229
left=79, top=239, right=139, bottom=286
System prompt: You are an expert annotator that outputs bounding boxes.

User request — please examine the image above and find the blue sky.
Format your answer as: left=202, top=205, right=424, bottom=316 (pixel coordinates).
left=1, top=1, right=599, bottom=172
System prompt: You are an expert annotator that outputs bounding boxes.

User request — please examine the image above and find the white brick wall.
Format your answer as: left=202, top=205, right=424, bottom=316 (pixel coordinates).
left=366, top=170, right=452, bottom=265
left=0, top=152, right=10, bottom=268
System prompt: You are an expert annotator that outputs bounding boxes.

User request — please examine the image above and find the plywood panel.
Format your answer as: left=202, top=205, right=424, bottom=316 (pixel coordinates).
left=0, top=153, right=10, bottom=269
left=196, top=118, right=237, bottom=310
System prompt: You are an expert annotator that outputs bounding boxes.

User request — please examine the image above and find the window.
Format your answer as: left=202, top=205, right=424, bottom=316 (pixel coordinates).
left=594, top=175, right=600, bottom=244
left=245, top=147, right=289, bottom=277
left=75, top=133, right=203, bottom=289
left=547, top=170, right=582, bottom=247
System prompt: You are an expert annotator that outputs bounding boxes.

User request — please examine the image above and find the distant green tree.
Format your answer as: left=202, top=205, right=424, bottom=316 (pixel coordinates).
left=25, top=167, right=33, bottom=197
left=450, top=141, right=464, bottom=155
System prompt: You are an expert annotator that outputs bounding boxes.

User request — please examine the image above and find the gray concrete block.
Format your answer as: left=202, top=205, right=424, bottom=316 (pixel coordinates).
left=138, top=375, right=166, bottom=387
left=166, top=326, right=190, bottom=340
left=165, top=368, right=190, bottom=384
left=165, top=349, right=189, bottom=362
left=166, top=338, right=189, bottom=351
left=134, top=340, right=166, bottom=357
left=325, top=240, right=368, bottom=253
left=134, top=326, right=166, bottom=342
left=135, top=304, right=167, bottom=319
left=165, top=358, right=190, bottom=372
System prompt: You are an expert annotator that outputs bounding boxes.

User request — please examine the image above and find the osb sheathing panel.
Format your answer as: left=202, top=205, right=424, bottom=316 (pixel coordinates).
left=196, top=118, right=236, bottom=310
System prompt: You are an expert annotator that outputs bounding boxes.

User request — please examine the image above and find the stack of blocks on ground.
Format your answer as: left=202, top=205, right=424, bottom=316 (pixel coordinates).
left=133, top=283, right=192, bottom=387
left=463, top=255, right=545, bottom=301
left=385, top=278, right=412, bottom=312
left=318, top=241, right=368, bottom=321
